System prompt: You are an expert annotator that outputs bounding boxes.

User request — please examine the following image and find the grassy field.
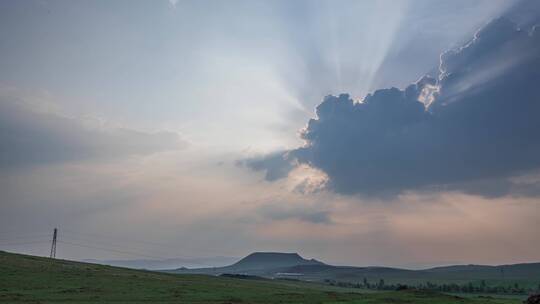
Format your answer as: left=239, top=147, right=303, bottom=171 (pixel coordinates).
left=0, top=251, right=525, bottom=304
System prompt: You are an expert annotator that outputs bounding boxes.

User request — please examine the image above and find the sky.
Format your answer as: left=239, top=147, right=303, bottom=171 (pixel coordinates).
left=1, top=0, right=539, bottom=268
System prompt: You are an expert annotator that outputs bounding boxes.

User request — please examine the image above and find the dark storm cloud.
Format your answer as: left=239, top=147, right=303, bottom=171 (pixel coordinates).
left=236, top=151, right=294, bottom=181
left=244, top=17, right=540, bottom=197
left=0, top=99, right=186, bottom=169
left=505, top=0, right=540, bottom=29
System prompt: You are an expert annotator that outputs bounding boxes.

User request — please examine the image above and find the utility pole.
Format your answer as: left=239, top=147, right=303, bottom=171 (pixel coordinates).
left=50, top=228, right=57, bottom=258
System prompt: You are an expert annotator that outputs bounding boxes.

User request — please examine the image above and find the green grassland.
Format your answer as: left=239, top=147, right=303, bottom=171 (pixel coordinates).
left=0, top=251, right=524, bottom=304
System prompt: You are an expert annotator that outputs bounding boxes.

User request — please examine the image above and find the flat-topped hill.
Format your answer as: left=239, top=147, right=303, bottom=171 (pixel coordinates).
left=230, top=252, right=324, bottom=270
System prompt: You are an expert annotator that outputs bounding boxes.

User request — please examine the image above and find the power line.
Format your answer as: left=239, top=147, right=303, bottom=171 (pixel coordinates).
left=0, top=234, right=51, bottom=241
left=57, top=240, right=168, bottom=260
left=0, top=240, right=50, bottom=246
left=0, top=227, right=48, bottom=235
left=61, top=230, right=211, bottom=259
left=61, top=229, right=237, bottom=257
left=61, top=229, right=188, bottom=251
left=59, top=235, right=179, bottom=259
left=58, top=238, right=213, bottom=267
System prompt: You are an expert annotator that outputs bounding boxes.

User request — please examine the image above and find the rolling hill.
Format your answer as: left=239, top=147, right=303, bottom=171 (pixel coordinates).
left=171, top=252, right=540, bottom=288
left=0, top=250, right=524, bottom=303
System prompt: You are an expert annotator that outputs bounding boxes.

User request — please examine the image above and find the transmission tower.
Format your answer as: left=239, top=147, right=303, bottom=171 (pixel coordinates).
left=50, top=228, right=57, bottom=258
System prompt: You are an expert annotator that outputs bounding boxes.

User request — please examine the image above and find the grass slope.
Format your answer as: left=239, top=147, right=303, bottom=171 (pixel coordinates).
left=0, top=251, right=522, bottom=304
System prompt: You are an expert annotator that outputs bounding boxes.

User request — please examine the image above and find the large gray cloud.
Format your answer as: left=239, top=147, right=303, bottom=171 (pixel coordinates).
left=244, top=16, right=540, bottom=197
left=0, top=99, right=186, bottom=169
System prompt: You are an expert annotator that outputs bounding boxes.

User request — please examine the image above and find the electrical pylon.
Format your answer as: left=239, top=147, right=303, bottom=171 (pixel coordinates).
left=50, top=228, right=57, bottom=258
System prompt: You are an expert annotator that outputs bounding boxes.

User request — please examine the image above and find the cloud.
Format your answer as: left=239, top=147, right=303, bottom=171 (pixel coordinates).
left=505, top=0, right=540, bottom=29
left=236, top=151, right=294, bottom=181
left=0, top=98, right=187, bottom=169
left=168, top=0, right=179, bottom=9
left=244, top=16, right=540, bottom=197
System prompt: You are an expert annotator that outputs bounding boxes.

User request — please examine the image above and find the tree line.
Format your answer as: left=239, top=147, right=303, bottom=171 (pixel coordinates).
left=323, top=278, right=540, bottom=295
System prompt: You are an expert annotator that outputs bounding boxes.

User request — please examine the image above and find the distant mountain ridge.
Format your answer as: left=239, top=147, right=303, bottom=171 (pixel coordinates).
left=168, top=252, right=540, bottom=286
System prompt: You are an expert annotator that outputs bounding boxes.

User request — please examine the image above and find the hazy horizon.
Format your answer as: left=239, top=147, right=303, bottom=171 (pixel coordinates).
left=1, top=0, right=540, bottom=269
